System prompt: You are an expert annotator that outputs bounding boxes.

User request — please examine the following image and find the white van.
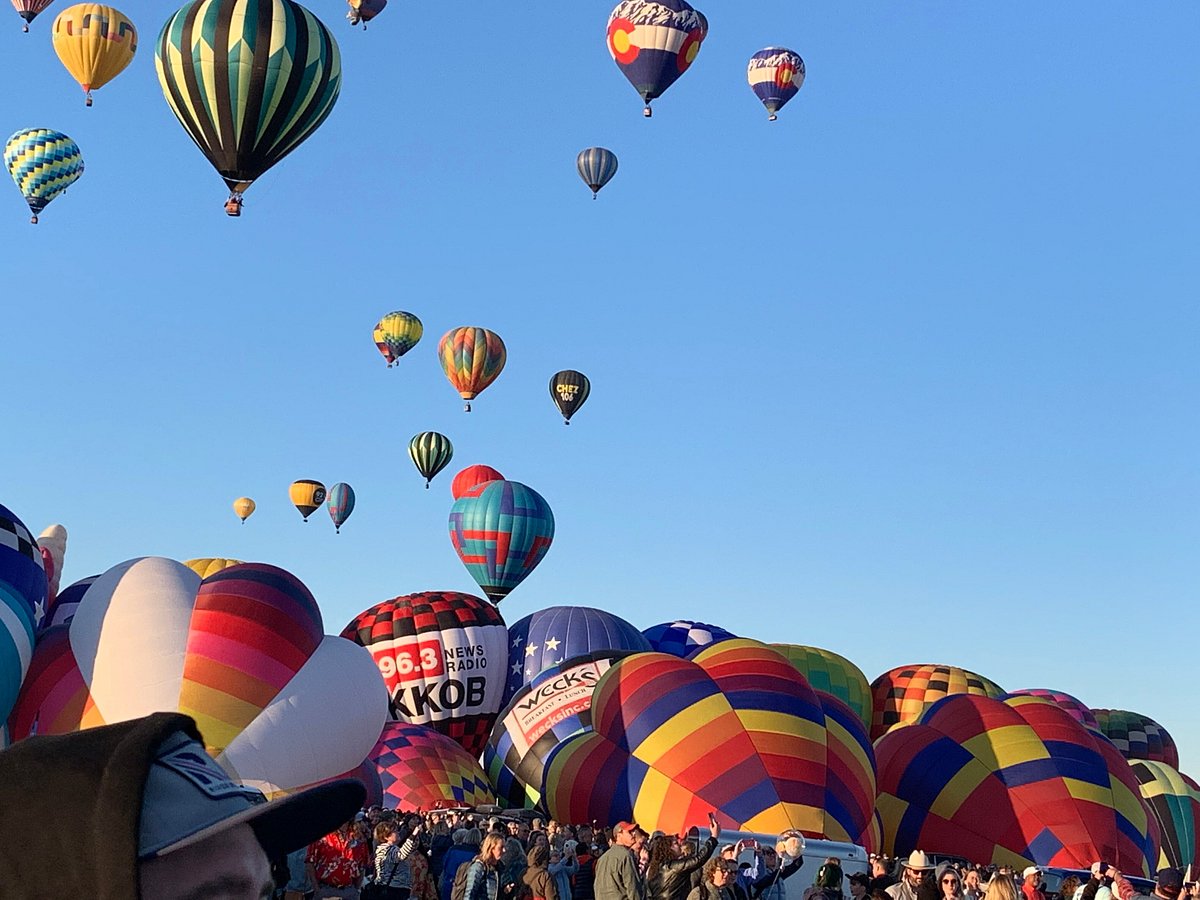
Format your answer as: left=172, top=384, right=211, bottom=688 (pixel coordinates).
left=684, top=829, right=870, bottom=898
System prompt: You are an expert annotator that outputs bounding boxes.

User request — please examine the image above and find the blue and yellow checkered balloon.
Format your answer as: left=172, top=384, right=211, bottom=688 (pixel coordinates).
left=3, top=129, right=84, bottom=224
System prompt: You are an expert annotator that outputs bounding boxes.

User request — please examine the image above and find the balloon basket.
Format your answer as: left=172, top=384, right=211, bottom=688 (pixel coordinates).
left=30, top=214, right=38, bottom=225
left=643, top=106, right=652, bottom=118
left=85, top=95, right=93, bottom=108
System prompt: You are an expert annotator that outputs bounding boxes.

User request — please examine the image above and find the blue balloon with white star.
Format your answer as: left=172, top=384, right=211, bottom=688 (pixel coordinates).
left=0, top=503, right=45, bottom=727
left=503, top=606, right=652, bottom=706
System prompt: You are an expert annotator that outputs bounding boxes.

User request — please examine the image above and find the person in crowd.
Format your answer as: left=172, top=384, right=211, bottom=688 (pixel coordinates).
left=501, top=838, right=530, bottom=898
left=525, top=843, right=560, bottom=900
left=551, top=842, right=580, bottom=900
left=595, top=822, right=644, bottom=900
left=871, top=860, right=897, bottom=895
left=519, top=824, right=534, bottom=846
left=1020, top=869, right=1043, bottom=900
left=465, top=835, right=508, bottom=900
left=938, top=868, right=964, bottom=900
left=573, top=837, right=599, bottom=900
left=804, top=862, right=844, bottom=900
left=430, top=819, right=454, bottom=879
left=689, top=858, right=739, bottom=900
left=442, top=829, right=484, bottom=900
left=1075, top=864, right=1135, bottom=900
left=410, top=840, right=440, bottom=900
left=1149, top=869, right=1184, bottom=900
left=983, top=872, right=1018, bottom=900
left=888, top=852, right=936, bottom=900
left=963, top=870, right=983, bottom=900
left=850, top=874, right=871, bottom=900
left=310, top=818, right=372, bottom=899
left=749, top=843, right=803, bottom=900
left=1058, top=878, right=1080, bottom=900
left=372, top=820, right=421, bottom=900
left=644, top=819, right=719, bottom=900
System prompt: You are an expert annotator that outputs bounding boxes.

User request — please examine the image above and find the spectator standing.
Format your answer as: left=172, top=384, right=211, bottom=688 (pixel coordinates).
left=888, top=854, right=935, bottom=900
left=850, top=874, right=871, bottom=900
left=465, top=835, right=507, bottom=900
left=870, top=859, right=897, bottom=895
left=442, top=829, right=484, bottom=900
left=551, top=843, right=580, bottom=900
left=1020, top=869, right=1044, bottom=900
left=525, top=844, right=560, bottom=900
left=309, top=820, right=371, bottom=899
left=644, top=822, right=719, bottom=900
left=596, top=822, right=644, bottom=900
left=749, top=844, right=803, bottom=900
left=371, top=821, right=419, bottom=900
left=940, top=869, right=964, bottom=900
left=574, top=838, right=599, bottom=900
left=689, top=858, right=738, bottom=900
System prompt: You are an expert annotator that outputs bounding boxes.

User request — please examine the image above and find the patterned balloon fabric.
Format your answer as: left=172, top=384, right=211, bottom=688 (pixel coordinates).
left=369, top=721, right=495, bottom=811
left=1092, top=708, right=1180, bottom=768
left=870, top=663, right=1005, bottom=740
left=642, top=619, right=735, bottom=657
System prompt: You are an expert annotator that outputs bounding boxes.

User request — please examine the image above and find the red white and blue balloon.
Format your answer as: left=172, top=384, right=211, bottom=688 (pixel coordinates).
left=642, top=620, right=736, bottom=657
left=747, top=47, right=805, bottom=121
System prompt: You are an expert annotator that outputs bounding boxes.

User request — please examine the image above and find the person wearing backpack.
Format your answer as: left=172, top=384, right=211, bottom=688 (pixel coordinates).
left=443, top=830, right=484, bottom=900
left=457, top=834, right=506, bottom=900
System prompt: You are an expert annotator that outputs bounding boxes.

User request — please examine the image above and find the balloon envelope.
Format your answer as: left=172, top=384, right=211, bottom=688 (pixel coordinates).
left=1092, top=709, right=1179, bottom=768
left=4, top=128, right=83, bottom=222
left=327, top=483, right=355, bottom=533
left=182, top=558, right=243, bottom=579
left=870, top=663, right=1004, bottom=740
left=232, top=497, right=256, bottom=523
left=0, top=503, right=45, bottom=726
left=289, top=480, right=326, bottom=521
left=1129, top=759, right=1199, bottom=871
left=369, top=721, right=495, bottom=811
left=52, top=4, right=137, bottom=104
left=341, top=591, right=508, bottom=757
left=1005, top=689, right=1099, bottom=730
left=437, top=327, right=506, bottom=408
left=374, top=311, right=422, bottom=366
left=450, top=465, right=504, bottom=501
left=505, top=606, right=651, bottom=705
left=448, top=480, right=554, bottom=603
left=747, top=47, right=804, bottom=120
left=409, top=433, right=454, bottom=488
left=549, top=370, right=591, bottom=423
left=13, top=0, right=56, bottom=29
left=642, top=620, right=735, bottom=658
left=874, top=693, right=1159, bottom=873
left=576, top=149, right=617, bottom=198
left=347, top=0, right=384, bottom=26
left=772, top=644, right=872, bottom=730
left=607, top=0, right=707, bottom=114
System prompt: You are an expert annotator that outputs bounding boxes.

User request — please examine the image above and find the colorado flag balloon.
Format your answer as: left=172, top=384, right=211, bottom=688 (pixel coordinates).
left=607, top=0, right=707, bottom=117
left=747, top=47, right=804, bottom=121
left=448, top=480, right=555, bottom=604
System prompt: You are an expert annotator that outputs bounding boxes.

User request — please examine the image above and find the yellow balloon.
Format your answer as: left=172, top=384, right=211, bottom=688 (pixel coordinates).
left=289, top=480, right=326, bottom=522
left=183, top=558, right=244, bottom=579
left=51, top=4, right=137, bottom=107
left=232, top=497, right=256, bottom=523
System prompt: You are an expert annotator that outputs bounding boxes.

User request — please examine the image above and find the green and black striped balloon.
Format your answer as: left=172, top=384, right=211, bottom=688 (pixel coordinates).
left=409, top=432, right=454, bottom=489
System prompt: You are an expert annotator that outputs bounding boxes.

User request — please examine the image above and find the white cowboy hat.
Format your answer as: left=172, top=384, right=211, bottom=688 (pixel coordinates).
left=905, top=851, right=935, bottom=871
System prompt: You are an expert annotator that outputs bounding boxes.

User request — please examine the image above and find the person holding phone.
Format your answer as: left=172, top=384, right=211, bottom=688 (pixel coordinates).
left=645, top=816, right=721, bottom=900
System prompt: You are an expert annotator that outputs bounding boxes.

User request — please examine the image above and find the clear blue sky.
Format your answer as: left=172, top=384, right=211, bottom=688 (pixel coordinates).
left=2, top=3, right=1196, bottom=772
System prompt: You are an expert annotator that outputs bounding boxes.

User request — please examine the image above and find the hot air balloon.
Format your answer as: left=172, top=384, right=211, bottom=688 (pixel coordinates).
left=0, top=503, right=46, bottom=727
left=346, top=0, right=384, bottom=28
left=409, top=432, right=454, bottom=489
left=1129, top=760, right=1200, bottom=871
left=437, top=327, right=506, bottom=412
left=642, top=620, right=735, bottom=658
left=374, top=311, right=423, bottom=367
left=549, top=370, right=591, bottom=424
left=232, top=497, right=256, bottom=524
left=154, top=0, right=341, bottom=216
left=607, top=0, right=707, bottom=117
left=449, top=481, right=555, bottom=604
left=772, top=644, right=872, bottom=730
left=182, top=558, right=243, bottom=579
left=12, top=0, right=53, bottom=31
left=36, top=524, right=67, bottom=614
left=485, top=651, right=631, bottom=809
left=9, top=560, right=388, bottom=796
left=874, top=693, right=1159, bottom=873
left=369, top=721, right=495, bottom=810
left=1092, top=709, right=1179, bottom=768
left=747, top=47, right=804, bottom=121
left=4, top=128, right=83, bottom=224
left=450, top=465, right=504, bottom=501
left=870, top=663, right=1005, bottom=740
left=505, top=607, right=651, bottom=705
left=542, top=641, right=878, bottom=844
left=1004, top=688, right=1099, bottom=730
left=341, top=592, right=508, bottom=757
left=51, top=4, right=137, bottom=107
left=289, top=480, right=326, bottom=522
left=576, top=148, right=618, bottom=199
left=41, top=573, right=97, bottom=631
left=327, top=483, right=355, bottom=534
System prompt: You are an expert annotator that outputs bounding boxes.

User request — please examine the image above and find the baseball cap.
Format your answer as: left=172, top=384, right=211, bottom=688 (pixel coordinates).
left=1023, top=868, right=1040, bottom=879
left=1091, top=862, right=1111, bottom=877
left=613, top=821, right=638, bottom=837
left=1158, top=869, right=1184, bottom=889
left=138, top=729, right=365, bottom=860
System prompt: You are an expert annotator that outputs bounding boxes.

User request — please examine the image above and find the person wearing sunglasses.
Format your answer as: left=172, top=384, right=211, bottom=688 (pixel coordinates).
left=939, top=869, right=964, bottom=900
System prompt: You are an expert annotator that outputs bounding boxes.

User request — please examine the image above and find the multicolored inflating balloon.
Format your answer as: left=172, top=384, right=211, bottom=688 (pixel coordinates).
left=0, top=503, right=45, bottom=728
left=549, top=370, right=591, bottom=424
left=1004, top=688, right=1099, bottom=730
left=232, top=497, right=256, bottom=524
left=450, top=465, right=504, bottom=501
left=341, top=591, right=508, bottom=757
left=289, top=480, right=326, bottom=522
left=1092, top=709, right=1179, bottom=768
left=747, top=47, right=804, bottom=121
left=369, top=721, right=494, bottom=811
left=35, top=524, right=66, bottom=618
left=154, top=0, right=341, bottom=214
left=182, top=558, right=243, bottom=579
left=9, top=560, right=388, bottom=797
left=543, top=640, right=877, bottom=843
left=374, top=311, right=422, bottom=367
left=576, top=148, right=618, bottom=199
left=327, top=483, right=355, bottom=533
left=449, top=480, right=554, bottom=604
left=772, top=644, right=872, bottom=730
left=642, top=620, right=735, bottom=658
left=12, top=0, right=54, bottom=31
left=1129, top=759, right=1199, bottom=872
left=607, top=0, right=707, bottom=117
left=874, top=693, right=1159, bottom=873
left=346, top=0, right=384, bottom=29
left=4, top=128, right=83, bottom=224
left=486, top=651, right=631, bottom=809
left=409, top=432, right=454, bottom=489
left=52, top=4, right=137, bottom=106
left=505, top=607, right=650, bottom=705
left=870, top=663, right=1005, bottom=740
left=437, top=327, right=506, bottom=412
